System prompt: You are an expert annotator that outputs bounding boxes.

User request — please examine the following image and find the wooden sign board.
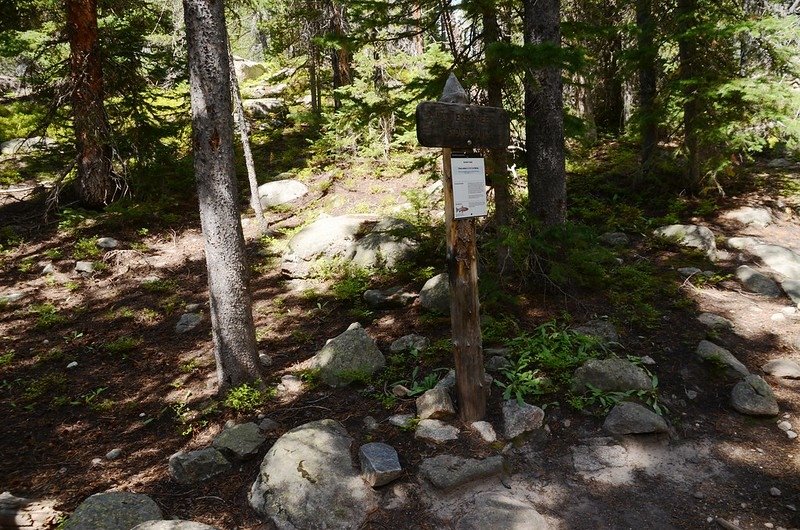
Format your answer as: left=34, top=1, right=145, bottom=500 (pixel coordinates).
left=416, top=102, right=510, bottom=149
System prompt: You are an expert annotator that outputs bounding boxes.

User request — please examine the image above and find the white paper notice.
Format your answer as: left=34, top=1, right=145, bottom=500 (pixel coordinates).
left=451, top=157, right=487, bottom=219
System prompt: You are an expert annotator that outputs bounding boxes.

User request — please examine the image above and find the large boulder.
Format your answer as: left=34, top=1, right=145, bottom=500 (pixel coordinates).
left=750, top=244, right=800, bottom=280
left=731, top=375, right=779, bottom=416
left=721, top=206, right=773, bottom=228
left=350, top=218, right=417, bottom=269
left=603, top=402, right=669, bottom=435
left=735, top=265, right=781, bottom=297
left=653, top=224, right=716, bottom=259
left=282, top=215, right=378, bottom=278
left=258, top=179, right=309, bottom=208
left=248, top=419, right=378, bottom=529
left=781, top=279, right=800, bottom=304
left=0, top=136, right=54, bottom=155
left=762, top=358, right=800, bottom=379
left=502, top=399, right=545, bottom=439
left=233, top=58, right=267, bottom=82
left=308, top=323, right=385, bottom=387
left=63, top=492, right=162, bottom=530
left=571, top=358, right=652, bottom=393
left=418, top=273, right=450, bottom=314
left=242, top=98, right=288, bottom=122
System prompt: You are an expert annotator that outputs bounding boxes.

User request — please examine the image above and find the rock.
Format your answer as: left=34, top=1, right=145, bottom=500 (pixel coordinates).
left=391, top=384, right=410, bottom=397
left=105, top=448, right=123, bottom=460
left=502, top=399, right=545, bottom=439
left=599, top=232, right=630, bottom=247
left=363, top=286, right=416, bottom=309
left=233, top=58, right=266, bottom=81
left=276, top=374, right=303, bottom=396
left=678, top=267, right=702, bottom=278
left=778, top=421, right=792, bottom=432
left=308, top=323, right=385, bottom=387
left=0, top=492, right=61, bottom=529
left=248, top=419, right=378, bottom=529
left=726, top=236, right=761, bottom=250
left=486, top=355, right=510, bottom=372
left=67, top=361, right=78, bottom=369
left=258, top=418, right=280, bottom=433
left=572, top=319, right=619, bottom=343
left=416, top=387, right=455, bottom=420
left=282, top=214, right=377, bottom=278
left=697, top=313, right=734, bottom=331
left=389, top=334, right=429, bottom=354
left=185, top=303, right=201, bottom=312
left=454, top=492, right=549, bottom=530
left=696, top=340, right=750, bottom=378
left=640, top=355, right=656, bottom=365
left=175, top=313, right=202, bottom=334
left=470, top=421, right=497, bottom=443
left=571, top=358, right=652, bottom=393
left=653, top=224, right=716, bottom=259
left=782, top=280, right=800, bottom=305
left=242, top=98, right=287, bottom=120
left=63, top=492, right=162, bottom=530
left=731, top=375, right=779, bottom=416
left=770, top=487, right=782, bottom=497
left=419, top=454, right=504, bottom=492
left=363, top=416, right=378, bottom=431
left=418, top=273, right=450, bottom=314
left=0, top=292, right=24, bottom=304
left=415, top=419, right=459, bottom=443
left=212, top=422, right=266, bottom=461
left=388, top=414, right=414, bottom=428
left=434, top=369, right=456, bottom=391
left=242, top=82, right=287, bottom=99
left=132, top=522, right=219, bottom=530
left=257, top=179, right=309, bottom=208
left=762, top=358, right=800, bottom=378
left=736, top=266, right=781, bottom=297
left=788, top=431, right=798, bottom=439
left=0, top=136, right=54, bottom=155
left=96, top=237, right=119, bottom=249
left=768, top=158, right=791, bottom=168
left=359, top=442, right=403, bottom=487
left=42, top=262, right=55, bottom=275
left=350, top=218, right=418, bottom=269
left=258, top=353, right=273, bottom=367
left=168, top=448, right=231, bottom=484
left=749, top=244, right=800, bottom=280
left=722, top=206, right=773, bottom=228
left=74, top=261, right=94, bottom=274
left=603, top=402, right=669, bottom=435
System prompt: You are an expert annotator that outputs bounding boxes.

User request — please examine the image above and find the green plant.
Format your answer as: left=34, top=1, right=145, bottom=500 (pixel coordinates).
left=17, top=257, right=35, bottom=273
left=103, top=336, right=140, bottom=355
left=44, top=248, right=63, bottom=259
left=180, top=359, right=200, bottom=373
left=30, top=303, right=66, bottom=329
left=0, top=350, right=14, bottom=366
left=72, top=238, right=101, bottom=260
left=141, top=278, right=178, bottom=293
left=23, top=373, right=67, bottom=401
left=64, top=281, right=81, bottom=292
left=223, top=383, right=271, bottom=412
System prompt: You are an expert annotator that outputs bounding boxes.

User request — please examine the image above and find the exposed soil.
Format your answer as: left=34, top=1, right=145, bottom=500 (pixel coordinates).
left=1, top=161, right=799, bottom=530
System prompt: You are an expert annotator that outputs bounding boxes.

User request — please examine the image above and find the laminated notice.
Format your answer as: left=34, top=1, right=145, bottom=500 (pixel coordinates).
left=451, top=157, right=487, bottom=219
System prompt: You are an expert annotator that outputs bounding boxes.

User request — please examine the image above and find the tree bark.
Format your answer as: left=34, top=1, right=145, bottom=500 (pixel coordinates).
left=677, top=0, right=701, bottom=190
left=524, top=0, right=566, bottom=226
left=330, top=1, right=352, bottom=110
left=637, top=0, right=658, bottom=175
left=66, top=0, right=116, bottom=208
left=183, top=0, right=260, bottom=392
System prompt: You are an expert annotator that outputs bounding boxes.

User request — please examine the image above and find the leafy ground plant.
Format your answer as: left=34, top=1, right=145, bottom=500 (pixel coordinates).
left=223, top=383, right=273, bottom=413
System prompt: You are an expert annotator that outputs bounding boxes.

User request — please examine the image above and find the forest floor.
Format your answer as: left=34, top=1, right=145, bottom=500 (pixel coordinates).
left=0, top=150, right=799, bottom=529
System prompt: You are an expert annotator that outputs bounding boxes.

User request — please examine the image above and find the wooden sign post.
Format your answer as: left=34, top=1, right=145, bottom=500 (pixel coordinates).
left=415, top=74, right=510, bottom=422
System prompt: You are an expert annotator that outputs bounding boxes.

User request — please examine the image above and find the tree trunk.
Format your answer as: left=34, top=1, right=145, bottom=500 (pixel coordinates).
left=637, top=0, right=658, bottom=175
left=677, top=0, right=701, bottom=190
left=183, top=0, right=260, bottom=392
left=482, top=0, right=512, bottom=274
left=524, top=0, right=566, bottom=226
left=66, top=0, right=116, bottom=208
left=330, top=1, right=352, bottom=110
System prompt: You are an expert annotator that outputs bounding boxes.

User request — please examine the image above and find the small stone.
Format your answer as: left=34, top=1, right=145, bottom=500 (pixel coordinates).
left=603, top=402, right=669, bottom=435
left=697, top=313, right=734, bottom=331
left=74, top=261, right=94, bottom=274
left=678, top=267, right=702, bottom=278
left=42, top=263, right=55, bottom=275
left=765, top=523, right=774, bottom=529
left=693, top=491, right=705, bottom=500
left=696, top=340, right=749, bottom=378
left=778, top=421, right=792, bottom=432
left=391, top=384, right=410, bottom=397
left=276, top=374, right=303, bottom=396
left=91, top=458, right=102, bottom=467
left=212, top=422, right=266, bottom=461
left=388, top=414, right=414, bottom=428
left=258, top=353, right=273, bottom=367
left=389, top=334, right=429, bottom=354
left=224, top=419, right=236, bottom=429
left=572, top=319, right=619, bottom=343
left=771, top=313, right=787, bottom=323
left=258, top=418, right=279, bottom=433
left=418, top=454, right=504, bottom=492
left=686, top=389, right=698, bottom=400
left=731, top=375, right=779, bottom=417
left=770, top=487, right=781, bottom=497
left=97, top=237, right=119, bottom=249
left=63, top=492, right=162, bottom=530
left=363, top=416, right=378, bottom=431
left=762, top=358, right=800, bottom=379
left=0, top=292, right=24, bottom=304
left=470, top=421, right=497, bottom=443
left=415, top=419, right=459, bottom=443
left=640, top=356, right=656, bottom=365
left=502, top=399, right=544, bottom=439
left=185, top=303, right=201, bottom=312
left=486, top=355, right=510, bottom=372
left=105, top=448, right=123, bottom=460
left=67, top=361, right=78, bottom=369
left=168, top=447, right=231, bottom=484
left=416, top=387, right=455, bottom=420
left=599, top=232, right=630, bottom=247
left=175, top=313, right=202, bottom=334
left=359, top=442, right=402, bottom=487
left=787, top=431, right=797, bottom=439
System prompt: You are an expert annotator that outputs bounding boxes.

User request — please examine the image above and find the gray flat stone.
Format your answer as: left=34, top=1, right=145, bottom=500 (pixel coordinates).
left=168, top=448, right=231, bottom=484
left=63, top=492, right=162, bottom=530
left=736, top=265, right=781, bottom=297
left=603, top=402, right=669, bottom=435
left=258, top=179, right=308, bottom=208
left=750, top=244, right=800, bottom=280
left=415, top=419, right=459, bottom=443
left=572, top=319, right=619, bottom=343
left=696, top=340, right=749, bottom=378
left=74, top=261, right=94, bottom=274
left=389, top=334, right=429, bottom=354
left=175, top=313, right=202, bottom=334
left=470, top=421, right=497, bottom=443
left=97, top=237, right=119, bottom=249
left=782, top=279, right=800, bottom=304
left=678, top=267, right=702, bottom=278
left=653, top=224, right=716, bottom=259
left=502, top=399, right=545, bottom=439
left=359, top=442, right=402, bottom=487
left=571, top=358, right=652, bottom=393
left=697, top=313, right=734, bottom=331
left=419, top=454, right=504, bottom=491
left=212, top=422, right=266, bottom=461
left=388, top=414, right=414, bottom=428
left=762, top=358, right=800, bottom=379
left=350, top=218, right=418, bottom=269
left=722, top=206, right=773, bottom=228
left=731, top=375, right=779, bottom=416
left=455, top=492, right=549, bottom=530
